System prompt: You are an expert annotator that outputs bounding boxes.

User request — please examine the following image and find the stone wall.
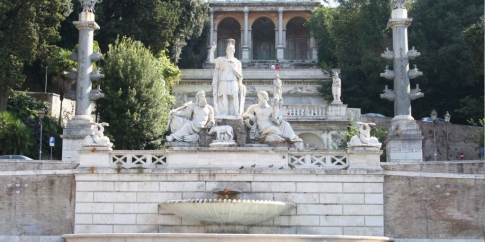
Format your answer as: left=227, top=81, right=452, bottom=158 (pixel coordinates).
left=362, top=117, right=482, bottom=161
left=382, top=162, right=485, bottom=239
left=73, top=170, right=385, bottom=236
left=0, top=160, right=483, bottom=241
left=0, top=161, right=77, bottom=242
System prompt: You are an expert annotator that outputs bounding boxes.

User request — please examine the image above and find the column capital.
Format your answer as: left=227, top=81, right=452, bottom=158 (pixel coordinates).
left=210, top=8, right=214, bottom=13
left=278, top=7, right=284, bottom=13
left=73, top=21, right=100, bottom=30
left=243, top=6, right=249, bottom=13
left=387, top=18, right=412, bottom=28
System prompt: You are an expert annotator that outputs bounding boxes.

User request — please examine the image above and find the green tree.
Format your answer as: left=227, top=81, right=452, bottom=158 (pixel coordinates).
left=408, top=0, right=483, bottom=123
left=97, top=37, right=179, bottom=150
left=90, top=0, right=208, bottom=64
left=48, top=47, right=77, bottom=126
left=0, top=0, right=72, bottom=111
left=6, top=91, right=62, bottom=158
left=0, top=112, right=34, bottom=155
left=307, top=0, right=393, bottom=116
left=462, top=17, right=484, bottom=76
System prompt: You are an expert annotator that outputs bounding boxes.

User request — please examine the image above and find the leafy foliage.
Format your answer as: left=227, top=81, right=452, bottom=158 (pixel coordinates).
left=0, top=0, right=71, bottom=110
left=462, top=17, right=484, bottom=75
left=6, top=91, right=63, bottom=158
left=467, top=118, right=484, bottom=149
left=91, top=0, right=208, bottom=64
left=97, top=37, right=178, bottom=150
left=0, top=112, right=33, bottom=155
left=408, top=0, right=484, bottom=123
left=307, top=0, right=394, bottom=116
left=308, top=0, right=484, bottom=124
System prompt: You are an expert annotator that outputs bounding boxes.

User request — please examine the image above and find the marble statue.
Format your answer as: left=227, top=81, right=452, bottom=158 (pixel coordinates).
left=210, top=39, right=246, bottom=117
left=332, top=72, right=341, bottom=103
left=391, top=0, right=406, bottom=9
left=242, top=91, right=302, bottom=143
left=166, top=91, right=215, bottom=143
left=273, top=74, right=283, bottom=103
left=208, top=125, right=234, bottom=142
left=348, top=122, right=381, bottom=147
left=79, top=0, right=97, bottom=12
left=82, top=122, right=113, bottom=147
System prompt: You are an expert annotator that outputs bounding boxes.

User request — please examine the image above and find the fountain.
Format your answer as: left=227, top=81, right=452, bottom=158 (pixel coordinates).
left=159, top=189, right=296, bottom=233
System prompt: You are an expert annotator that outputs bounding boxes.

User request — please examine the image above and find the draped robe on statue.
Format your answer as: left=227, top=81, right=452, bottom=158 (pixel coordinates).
left=212, top=57, right=245, bottom=116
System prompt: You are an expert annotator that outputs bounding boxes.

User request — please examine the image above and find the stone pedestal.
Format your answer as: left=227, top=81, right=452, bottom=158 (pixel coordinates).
left=347, top=146, right=383, bottom=171
left=215, top=118, right=247, bottom=146
left=241, top=46, right=250, bottom=63
left=386, top=116, right=423, bottom=162
left=61, top=116, right=94, bottom=162
left=78, top=146, right=112, bottom=168
left=276, top=46, right=285, bottom=62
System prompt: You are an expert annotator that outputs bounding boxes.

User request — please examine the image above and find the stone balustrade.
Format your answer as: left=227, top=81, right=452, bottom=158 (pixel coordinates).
left=289, top=152, right=348, bottom=168
left=282, top=105, right=327, bottom=119
left=109, top=150, right=354, bottom=170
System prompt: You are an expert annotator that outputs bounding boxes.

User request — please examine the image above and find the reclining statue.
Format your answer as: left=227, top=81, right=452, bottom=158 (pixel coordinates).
left=242, top=91, right=302, bottom=144
left=166, top=91, right=215, bottom=143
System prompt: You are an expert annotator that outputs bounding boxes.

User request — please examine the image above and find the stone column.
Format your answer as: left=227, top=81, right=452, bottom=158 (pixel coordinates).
left=241, top=7, right=250, bottom=62
left=381, top=0, right=423, bottom=162
left=206, top=9, right=215, bottom=63
left=62, top=1, right=104, bottom=162
left=276, top=7, right=285, bottom=61
left=310, top=37, right=318, bottom=62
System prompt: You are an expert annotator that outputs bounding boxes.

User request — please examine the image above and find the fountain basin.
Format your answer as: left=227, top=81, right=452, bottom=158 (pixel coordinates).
left=159, top=199, right=296, bottom=232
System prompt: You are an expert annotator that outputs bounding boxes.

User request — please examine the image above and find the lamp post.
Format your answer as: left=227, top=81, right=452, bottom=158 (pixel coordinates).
left=38, top=109, right=45, bottom=160
left=430, top=109, right=438, bottom=161
left=444, top=111, right=451, bottom=161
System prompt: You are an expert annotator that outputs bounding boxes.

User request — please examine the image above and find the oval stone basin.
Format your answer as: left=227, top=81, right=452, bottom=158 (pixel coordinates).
left=159, top=199, right=296, bottom=226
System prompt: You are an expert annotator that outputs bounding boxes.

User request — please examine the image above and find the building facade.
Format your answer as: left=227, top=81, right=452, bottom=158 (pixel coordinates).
left=207, top=0, right=320, bottom=65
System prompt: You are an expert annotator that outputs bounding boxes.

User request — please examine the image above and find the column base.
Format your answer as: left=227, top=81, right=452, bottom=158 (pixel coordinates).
left=242, top=46, right=250, bottom=63
left=276, top=46, right=285, bottom=62
left=61, top=116, right=94, bottom=162
left=386, top=118, right=423, bottom=162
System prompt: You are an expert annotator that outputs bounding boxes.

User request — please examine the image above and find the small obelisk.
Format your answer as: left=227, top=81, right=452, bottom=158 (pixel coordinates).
left=62, top=0, right=105, bottom=161
left=380, top=0, right=424, bottom=162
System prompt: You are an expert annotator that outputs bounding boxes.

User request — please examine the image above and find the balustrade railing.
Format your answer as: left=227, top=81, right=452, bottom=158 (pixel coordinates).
left=282, top=105, right=327, bottom=119
left=288, top=152, right=348, bottom=168
left=110, top=150, right=347, bottom=169
left=110, top=150, right=167, bottom=168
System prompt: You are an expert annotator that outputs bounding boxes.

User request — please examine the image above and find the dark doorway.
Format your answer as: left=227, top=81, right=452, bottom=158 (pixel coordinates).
left=217, top=17, right=241, bottom=58
left=286, top=17, right=309, bottom=60
left=252, top=17, right=276, bottom=60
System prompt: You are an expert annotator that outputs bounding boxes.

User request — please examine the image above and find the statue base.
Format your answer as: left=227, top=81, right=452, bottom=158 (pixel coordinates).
left=386, top=118, right=423, bottom=162
left=215, top=118, right=247, bottom=146
left=209, top=141, right=237, bottom=147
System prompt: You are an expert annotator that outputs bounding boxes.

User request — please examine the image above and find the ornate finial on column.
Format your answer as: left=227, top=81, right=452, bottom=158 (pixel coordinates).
left=391, top=0, right=406, bottom=9
left=79, top=0, right=97, bottom=13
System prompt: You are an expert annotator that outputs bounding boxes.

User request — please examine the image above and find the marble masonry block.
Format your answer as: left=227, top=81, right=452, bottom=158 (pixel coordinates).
left=93, top=192, right=137, bottom=203
left=76, top=181, right=114, bottom=191
left=136, top=192, right=182, bottom=203
left=343, top=183, right=383, bottom=193
left=320, top=193, right=365, bottom=204
left=347, top=147, right=383, bottom=171
left=365, top=216, right=384, bottom=226
left=92, top=214, right=136, bottom=225
left=78, top=147, right=111, bottom=168
left=320, top=216, right=365, bottom=226
left=113, top=203, right=159, bottom=214
left=343, top=205, right=383, bottom=215
left=297, top=204, right=343, bottom=215
left=296, top=182, right=343, bottom=193
left=75, top=203, right=114, bottom=214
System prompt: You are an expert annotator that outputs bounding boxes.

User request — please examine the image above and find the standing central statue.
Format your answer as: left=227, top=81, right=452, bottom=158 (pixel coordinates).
left=210, top=39, right=246, bottom=118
